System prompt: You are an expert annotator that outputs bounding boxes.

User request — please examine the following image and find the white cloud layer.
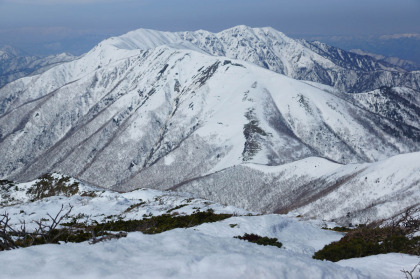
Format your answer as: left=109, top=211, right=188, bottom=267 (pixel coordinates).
left=379, top=34, right=420, bottom=40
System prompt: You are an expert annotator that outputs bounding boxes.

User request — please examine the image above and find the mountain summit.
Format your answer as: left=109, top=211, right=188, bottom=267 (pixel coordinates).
left=100, top=25, right=420, bottom=92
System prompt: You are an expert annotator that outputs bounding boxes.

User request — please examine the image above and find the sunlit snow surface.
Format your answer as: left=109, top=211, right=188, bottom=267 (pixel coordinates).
left=0, top=177, right=419, bottom=279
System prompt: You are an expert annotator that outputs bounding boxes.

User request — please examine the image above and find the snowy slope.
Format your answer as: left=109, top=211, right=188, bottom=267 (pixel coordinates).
left=1, top=176, right=418, bottom=279
left=292, top=152, right=420, bottom=225
left=304, top=82, right=420, bottom=130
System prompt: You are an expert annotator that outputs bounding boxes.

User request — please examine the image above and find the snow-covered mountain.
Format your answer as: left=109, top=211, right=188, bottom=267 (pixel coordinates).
left=0, top=26, right=419, bottom=223
left=99, top=25, right=420, bottom=92
left=0, top=45, right=75, bottom=88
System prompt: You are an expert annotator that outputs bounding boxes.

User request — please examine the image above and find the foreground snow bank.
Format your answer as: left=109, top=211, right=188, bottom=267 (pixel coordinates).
left=338, top=254, right=420, bottom=279
left=0, top=229, right=366, bottom=279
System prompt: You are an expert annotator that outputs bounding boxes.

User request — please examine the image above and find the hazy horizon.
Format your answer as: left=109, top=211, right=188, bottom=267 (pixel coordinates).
left=0, top=0, right=419, bottom=62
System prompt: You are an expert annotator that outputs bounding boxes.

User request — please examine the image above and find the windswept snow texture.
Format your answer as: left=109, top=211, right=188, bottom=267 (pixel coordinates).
left=1, top=177, right=417, bottom=279
left=0, top=27, right=419, bottom=223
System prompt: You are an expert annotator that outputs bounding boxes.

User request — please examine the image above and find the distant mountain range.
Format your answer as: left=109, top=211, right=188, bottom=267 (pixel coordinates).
left=0, top=45, right=75, bottom=89
left=0, top=26, right=419, bottom=224
left=310, top=33, right=420, bottom=67
left=350, top=48, right=420, bottom=72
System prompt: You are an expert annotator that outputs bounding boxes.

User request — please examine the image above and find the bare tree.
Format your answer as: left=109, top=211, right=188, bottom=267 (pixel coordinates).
left=0, top=212, right=20, bottom=250
left=401, top=261, right=420, bottom=279
left=33, top=204, right=73, bottom=244
left=0, top=204, right=73, bottom=250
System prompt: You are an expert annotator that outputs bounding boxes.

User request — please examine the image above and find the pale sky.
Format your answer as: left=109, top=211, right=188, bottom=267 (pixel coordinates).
left=0, top=0, right=419, bottom=55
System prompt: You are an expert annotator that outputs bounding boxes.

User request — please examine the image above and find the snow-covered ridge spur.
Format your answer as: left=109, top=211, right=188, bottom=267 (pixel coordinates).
left=0, top=174, right=418, bottom=279
left=0, top=25, right=419, bottom=225
left=0, top=173, right=248, bottom=226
